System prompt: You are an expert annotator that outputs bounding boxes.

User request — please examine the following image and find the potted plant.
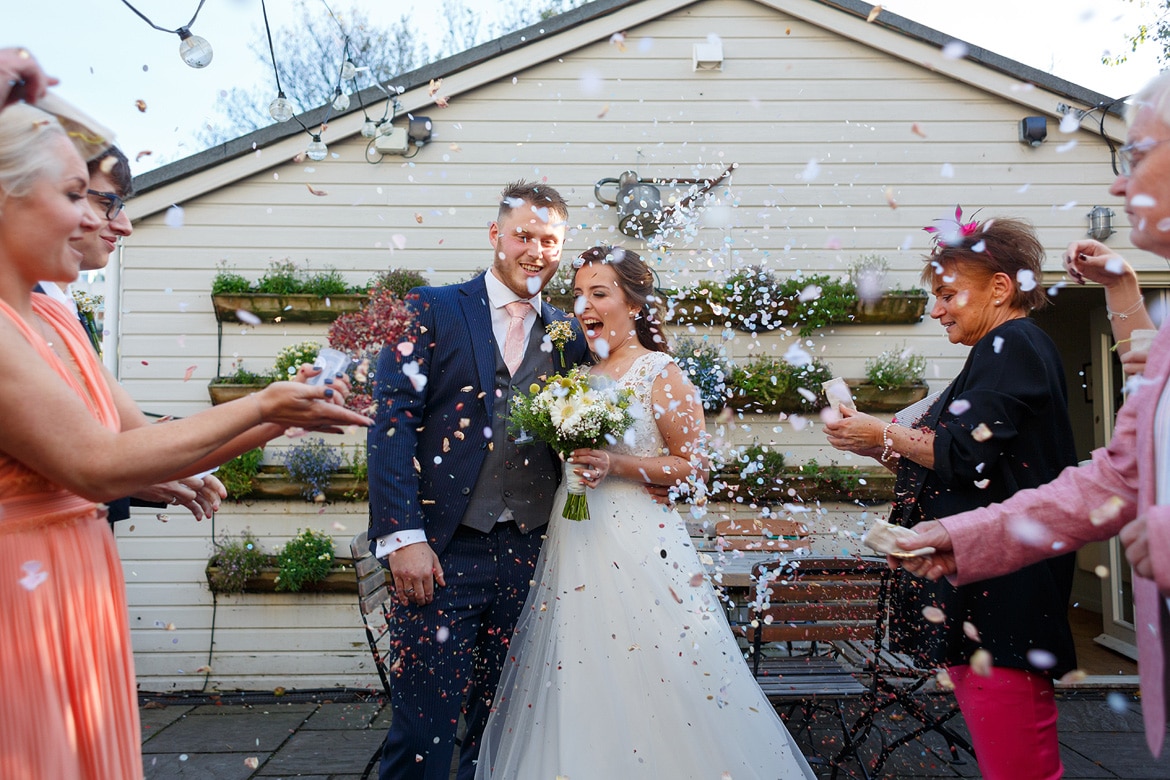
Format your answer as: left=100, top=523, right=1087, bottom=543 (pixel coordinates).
left=205, top=529, right=358, bottom=594
left=207, top=340, right=322, bottom=405
left=207, top=363, right=276, bottom=405
left=727, top=356, right=834, bottom=413
left=661, top=283, right=730, bottom=328
left=205, top=531, right=266, bottom=594
left=217, top=448, right=265, bottom=500
left=673, top=337, right=732, bottom=411
left=275, top=529, right=336, bottom=592
left=713, top=450, right=895, bottom=506
left=282, top=437, right=344, bottom=502
left=845, top=255, right=928, bottom=324
left=210, top=259, right=373, bottom=324
left=326, top=283, right=415, bottom=417
left=847, top=345, right=929, bottom=412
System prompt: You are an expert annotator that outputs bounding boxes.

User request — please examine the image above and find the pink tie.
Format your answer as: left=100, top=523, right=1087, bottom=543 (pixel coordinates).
left=503, top=300, right=531, bottom=375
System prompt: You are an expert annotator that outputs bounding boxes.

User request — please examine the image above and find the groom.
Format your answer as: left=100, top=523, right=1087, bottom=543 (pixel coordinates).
left=367, top=180, right=588, bottom=780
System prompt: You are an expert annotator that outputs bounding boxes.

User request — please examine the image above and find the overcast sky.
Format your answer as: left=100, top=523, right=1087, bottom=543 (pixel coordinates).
left=6, top=0, right=1163, bottom=173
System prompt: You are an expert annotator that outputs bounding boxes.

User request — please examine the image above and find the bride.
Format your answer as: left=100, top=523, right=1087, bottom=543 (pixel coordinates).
left=474, top=246, right=815, bottom=779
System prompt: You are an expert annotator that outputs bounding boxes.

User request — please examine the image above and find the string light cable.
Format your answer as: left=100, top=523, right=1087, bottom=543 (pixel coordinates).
left=117, top=0, right=213, bottom=68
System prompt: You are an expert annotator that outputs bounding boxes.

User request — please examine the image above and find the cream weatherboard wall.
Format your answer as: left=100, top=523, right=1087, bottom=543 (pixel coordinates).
left=114, top=0, right=1146, bottom=690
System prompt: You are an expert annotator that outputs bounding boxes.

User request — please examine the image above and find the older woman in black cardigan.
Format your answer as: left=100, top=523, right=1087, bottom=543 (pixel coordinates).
left=824, top=215, right=1077, bottom=780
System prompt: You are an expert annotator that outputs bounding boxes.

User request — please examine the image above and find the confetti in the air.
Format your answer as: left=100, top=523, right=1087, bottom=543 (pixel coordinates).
left=970, top=423, right=992, bottom=441
left=866, top=5, right=882, bottom=22
left=135, top=99, right=147, bottom=112
left=1089, top=495, right=1125, bottom=527
left=165, top=205, right=185, bottom=228
left=305, top=183, right=328, bottom=196
left=19, top=560, right=48, bottom=591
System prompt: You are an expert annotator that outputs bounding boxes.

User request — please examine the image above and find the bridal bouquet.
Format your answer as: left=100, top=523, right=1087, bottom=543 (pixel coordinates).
left=509, top=366, right=633, bottom=520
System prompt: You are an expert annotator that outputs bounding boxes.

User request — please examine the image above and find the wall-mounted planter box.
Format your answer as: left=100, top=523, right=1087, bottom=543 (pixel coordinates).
left=713, top=469, right=895, bottom=506
left=211, top=293, right=368, bottom=324
left=206, top=557, right=366, bottom=595
left=845, top=293, right=928, bottom=324
left=208, top=381, right=269, bottom=405
left=230, top=468, right=368, bottom=502
left=845, top=381, right=930, bottom=413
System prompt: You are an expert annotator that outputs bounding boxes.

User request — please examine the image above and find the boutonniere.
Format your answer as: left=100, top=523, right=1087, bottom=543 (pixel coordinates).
left=72, top=289, right=104, bottom=355
left=544, top=319, right=574, bottom=368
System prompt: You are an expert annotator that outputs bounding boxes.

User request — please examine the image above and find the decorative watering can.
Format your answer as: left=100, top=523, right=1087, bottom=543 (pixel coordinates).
left=594, top=171, right=663, bottom=239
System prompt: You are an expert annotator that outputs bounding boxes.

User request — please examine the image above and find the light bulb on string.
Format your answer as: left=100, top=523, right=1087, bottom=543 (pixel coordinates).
left=331, top=88, right=350, bottom=112
left=269, top=92, right=294, bottom=123
left=306, top=134, right=328, bottom=161
left=361, top=119, right=378, bottom=138
left=177, top=27, right=213, bottom=68
left=340, top=60, right=357, bottom=81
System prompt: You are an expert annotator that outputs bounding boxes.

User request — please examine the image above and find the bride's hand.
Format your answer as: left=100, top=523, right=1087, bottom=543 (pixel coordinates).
left=569, top=448, right=611, bottom=489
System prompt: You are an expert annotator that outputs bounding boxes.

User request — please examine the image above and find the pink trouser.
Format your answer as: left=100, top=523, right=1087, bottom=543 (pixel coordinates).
left=948, top=664, right=1063, bottom=780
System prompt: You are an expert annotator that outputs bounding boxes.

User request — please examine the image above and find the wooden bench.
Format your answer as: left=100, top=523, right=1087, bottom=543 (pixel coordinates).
left=349, top=531, right=392, bottom=780
left=714, top=516, right=810, bottom=553
left=741, top=558, right=974, bottom=777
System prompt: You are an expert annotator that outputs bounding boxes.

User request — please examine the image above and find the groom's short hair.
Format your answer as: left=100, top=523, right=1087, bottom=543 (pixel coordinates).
left=499, top=179, right=568, bottom=223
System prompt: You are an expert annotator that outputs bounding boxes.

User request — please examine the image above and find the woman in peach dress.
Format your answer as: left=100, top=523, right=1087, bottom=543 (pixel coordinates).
left=0, top=102, right=370, bottom=779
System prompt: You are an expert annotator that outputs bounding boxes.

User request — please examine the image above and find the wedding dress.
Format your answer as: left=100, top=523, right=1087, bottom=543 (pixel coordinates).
left=476, top=351, right=815, bottom=779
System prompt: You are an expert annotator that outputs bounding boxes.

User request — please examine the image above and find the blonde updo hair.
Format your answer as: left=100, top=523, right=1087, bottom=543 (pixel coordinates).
left=0, top=103, right=68, bottom=202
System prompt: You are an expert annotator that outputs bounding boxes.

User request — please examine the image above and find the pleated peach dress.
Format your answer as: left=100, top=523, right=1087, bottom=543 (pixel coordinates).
left=0, top=296, right=142, bottom=780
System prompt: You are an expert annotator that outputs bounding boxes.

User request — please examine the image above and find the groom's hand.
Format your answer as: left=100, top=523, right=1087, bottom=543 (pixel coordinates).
left=388, top=542, right=445, bottom=606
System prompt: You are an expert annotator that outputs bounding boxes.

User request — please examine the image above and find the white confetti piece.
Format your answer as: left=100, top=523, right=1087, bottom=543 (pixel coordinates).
left=164, top=205, right=185, bottom=227
left=798, top=159, right=820, bottom=181
left=235, top=309, right=261, bottom=326
left=1130, top=193, right=1156, bottom=208
left=922, top=606, right=946, bottom=623
left=1094, top=564, right=1109, bottom=579
left=941, top=40, right=968, bottom=59
left=1059, top=669, right=1087, bottom=684
left=1007, top=515, right=1049, bottom=547
left=19, top=560, right=47, bottom=591
left=1027, top=648, right=1057, bottom=670
left=1017, top=269, right=1037, bottom=292
left=971, top=423, right=993, bottom=441
left=1059, top=113, right=1080, bottom=133
left=948, top=399, right=971, bottom=415
left=993, top=336, right=1004, bottom=353
left=963, top=621, right=981, bottom=642
left=940, top=162, right=955, bottom=178
left=244, top=757, right=259, bottom=769
left=1106, top=692, right=1128, bottom=713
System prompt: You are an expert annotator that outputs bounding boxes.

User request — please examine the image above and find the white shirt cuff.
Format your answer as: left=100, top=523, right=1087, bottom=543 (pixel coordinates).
left=374, top=529, right=428, bottom=558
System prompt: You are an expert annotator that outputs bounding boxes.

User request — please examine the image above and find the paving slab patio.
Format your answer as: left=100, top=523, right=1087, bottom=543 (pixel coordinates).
left=139, top=688, right=1168, bottom=779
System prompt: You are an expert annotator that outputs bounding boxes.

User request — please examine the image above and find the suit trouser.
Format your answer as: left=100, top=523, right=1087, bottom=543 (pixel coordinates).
left=380, top=521, right=543, bottom=780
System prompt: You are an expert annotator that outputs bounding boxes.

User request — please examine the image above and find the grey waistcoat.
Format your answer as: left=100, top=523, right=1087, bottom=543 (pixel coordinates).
left=460, top=318, right=561, bottom=533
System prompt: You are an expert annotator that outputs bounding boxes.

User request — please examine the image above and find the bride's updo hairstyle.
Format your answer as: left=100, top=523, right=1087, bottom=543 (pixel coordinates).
left=0, top=103, right=68, bottom=203
left=573, top=245, right=668, bottom=354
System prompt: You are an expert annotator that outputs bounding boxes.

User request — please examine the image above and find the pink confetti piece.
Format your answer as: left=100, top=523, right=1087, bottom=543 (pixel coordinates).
left=183, top=366, right=197, bottom=382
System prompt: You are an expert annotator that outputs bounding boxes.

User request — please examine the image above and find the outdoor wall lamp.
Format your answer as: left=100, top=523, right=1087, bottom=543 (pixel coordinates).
left=1019, top=116, right=1048, bottom=147
left=408, top=116, right=433, bottom=145
left=1087, top=206, right=1115, bottom=241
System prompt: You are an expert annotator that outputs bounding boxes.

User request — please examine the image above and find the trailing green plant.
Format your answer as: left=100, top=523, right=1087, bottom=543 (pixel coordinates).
left=729, top=356, right=833, bottom=412
left=732, top=444, right=787, bottom=503
left=282, top=438, right=343, bottom=501
left=217, top=448, right=265, bottom=499
left=673, top=337, right=731, bottom=410
left=272, top=341, right=322, bottom=380
left=275, top=528, right=335, bottom=592
left=793, top=459, right=865, bottom=493
left=216, top=363, right=275, bottom=385
left=211, top=263, right=252, bottom=295
left=865, top=345, right=927, bottom=390
left=255, top=259, right=303, bottom=295
left=299, top=267, right=355, bottom=297
left=212, top=259, right=368, bottom=297
left=371, top=268, right=429, bottom=299
left=775, top=274, right=855, bottom=336
left=207, top=531, right=266, bottom=594
left=343, top=445, right=368, bottom=500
